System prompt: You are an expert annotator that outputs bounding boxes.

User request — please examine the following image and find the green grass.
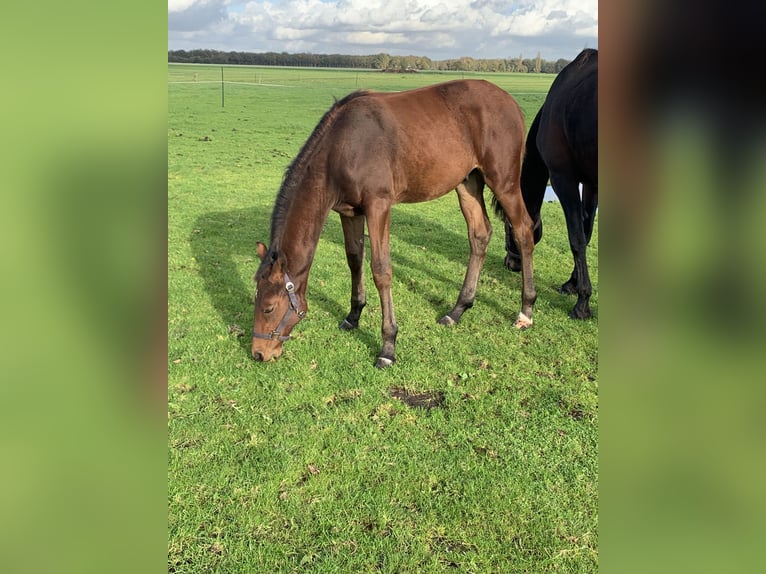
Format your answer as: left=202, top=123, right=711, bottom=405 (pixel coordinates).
left=168, top=65, right=597, bottom=573
left=167, top=64, right=553, bottom=125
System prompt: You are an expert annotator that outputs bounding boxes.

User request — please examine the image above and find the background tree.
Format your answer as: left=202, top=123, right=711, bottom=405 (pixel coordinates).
left=374, top=53, right=390, bottom=69
left=167, top=50, right=568, bottom=73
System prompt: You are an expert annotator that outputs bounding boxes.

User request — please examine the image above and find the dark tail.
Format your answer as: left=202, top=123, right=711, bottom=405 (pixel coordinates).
left=519, top=108, right=549, bottom=225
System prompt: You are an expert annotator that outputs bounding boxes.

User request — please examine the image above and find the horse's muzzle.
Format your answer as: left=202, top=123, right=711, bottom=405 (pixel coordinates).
left=251, top=345, right=282, bottom=362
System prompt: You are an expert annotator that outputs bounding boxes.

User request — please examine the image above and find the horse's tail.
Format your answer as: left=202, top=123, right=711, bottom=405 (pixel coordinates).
left=519, top=109, right=549, bottom=228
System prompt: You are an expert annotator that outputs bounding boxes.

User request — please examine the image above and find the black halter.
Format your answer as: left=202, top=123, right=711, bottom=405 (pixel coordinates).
left=252, top=273, right=305, bottom=342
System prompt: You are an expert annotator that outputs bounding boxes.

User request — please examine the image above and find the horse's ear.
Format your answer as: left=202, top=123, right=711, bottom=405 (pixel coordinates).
left=256, top=242, right=269, bottom=261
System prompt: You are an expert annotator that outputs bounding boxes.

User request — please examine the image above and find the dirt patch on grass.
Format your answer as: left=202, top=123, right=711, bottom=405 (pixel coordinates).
left=388, top=386, right=446, bottom=409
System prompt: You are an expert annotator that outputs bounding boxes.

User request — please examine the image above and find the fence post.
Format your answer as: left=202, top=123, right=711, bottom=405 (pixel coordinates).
left=221, top=66, right=225, bottom=108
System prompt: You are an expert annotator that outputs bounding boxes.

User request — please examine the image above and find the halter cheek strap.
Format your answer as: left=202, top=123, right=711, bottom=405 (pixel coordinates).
left=252, top=273, right=306, bottom=342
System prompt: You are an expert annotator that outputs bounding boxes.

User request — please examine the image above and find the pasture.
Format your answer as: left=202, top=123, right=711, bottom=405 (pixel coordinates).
left=168, top=65, right=598, bottom=572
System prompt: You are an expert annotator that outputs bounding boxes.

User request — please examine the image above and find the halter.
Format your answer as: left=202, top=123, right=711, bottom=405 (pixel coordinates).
left=252, top=273, right=305, bottom=342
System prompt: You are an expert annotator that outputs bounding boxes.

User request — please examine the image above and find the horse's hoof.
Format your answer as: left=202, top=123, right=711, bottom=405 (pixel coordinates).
left=513, top=312, right=533, bottom=329
left=375, top=356, right=395, bottom=369
left=569, top=308, right=592, bottom=320
left=339, top=319, right=357, bottom=330
left=437, top=315, right=456, bottom=326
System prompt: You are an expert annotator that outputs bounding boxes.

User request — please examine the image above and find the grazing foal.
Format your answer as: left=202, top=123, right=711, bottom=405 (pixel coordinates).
left=252, top=80, right=536, bottom=367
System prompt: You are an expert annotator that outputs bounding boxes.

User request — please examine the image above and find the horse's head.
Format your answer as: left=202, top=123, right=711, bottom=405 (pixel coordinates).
left=251, top=242, right=306, bottom=362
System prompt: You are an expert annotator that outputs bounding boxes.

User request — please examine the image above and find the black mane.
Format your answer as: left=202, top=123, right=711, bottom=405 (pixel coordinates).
left=267, top=89, right=372, bottom=252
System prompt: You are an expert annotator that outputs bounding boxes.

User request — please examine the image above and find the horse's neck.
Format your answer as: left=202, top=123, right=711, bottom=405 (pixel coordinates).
left=278, top=186, right=333, bottom=285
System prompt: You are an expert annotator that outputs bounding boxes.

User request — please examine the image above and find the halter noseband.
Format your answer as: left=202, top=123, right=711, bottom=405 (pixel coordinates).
left=252, top=273, right=305, bottom=342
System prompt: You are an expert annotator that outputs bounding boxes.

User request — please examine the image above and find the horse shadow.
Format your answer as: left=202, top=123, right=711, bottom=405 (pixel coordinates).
left=383, top=205, right=584, bottom=320
left=190, top=207, right=379, bottom=357
left=189, top=207, right=264, bottom=355
left=190, top=199, right=580, bottom=361
left=344, top=201, right=594, bottom=322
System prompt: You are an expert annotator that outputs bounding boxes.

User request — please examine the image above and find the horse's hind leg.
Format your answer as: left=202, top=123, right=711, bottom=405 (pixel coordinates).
left=489, top=181, right=537, bottom=328
left=503, top=219, right=522, bottom=272
left=339, top=214, right=367, bottom=330
left=439, top=171, right=491, bottom=326
left=560, top=181, right=597, bottom=297
left=503, top=216, right=542, bottom=272
left=553, top=175, right=592, bottom=319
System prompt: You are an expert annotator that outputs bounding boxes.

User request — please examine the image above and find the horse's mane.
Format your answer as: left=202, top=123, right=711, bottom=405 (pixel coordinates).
left=268, top=89, right=372, bottom=251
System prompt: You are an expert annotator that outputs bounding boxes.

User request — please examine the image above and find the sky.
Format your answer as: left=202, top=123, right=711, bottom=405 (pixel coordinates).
left=168, top=0, right=597, bottom=62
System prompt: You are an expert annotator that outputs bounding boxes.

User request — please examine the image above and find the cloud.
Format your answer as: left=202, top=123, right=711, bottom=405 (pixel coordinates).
left=168, top=0, right=598, bottom=60
left=168, top=0, right=200, bottom=12
left=168, top=0, right=229, bottom=32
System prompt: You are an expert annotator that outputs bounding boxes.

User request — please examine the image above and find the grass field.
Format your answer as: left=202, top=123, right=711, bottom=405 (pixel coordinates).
left=168, top=65, right=598, bottom=572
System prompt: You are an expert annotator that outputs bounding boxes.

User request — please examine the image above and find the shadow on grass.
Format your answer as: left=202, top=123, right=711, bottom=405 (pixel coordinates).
left=189, top=207, right=266, bottom=356
left=190, top=206, right=382, bottom=359
left=190, top=199, right=583, bottom=360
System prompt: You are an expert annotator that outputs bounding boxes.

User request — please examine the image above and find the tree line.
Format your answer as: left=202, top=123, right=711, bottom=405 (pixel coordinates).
left=168, top=49, right=571, bottom=74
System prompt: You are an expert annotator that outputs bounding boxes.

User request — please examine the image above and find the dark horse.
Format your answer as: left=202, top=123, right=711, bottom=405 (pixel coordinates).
left=252, top=80, right=536, bottom=368
left=501, top=49, right=598, bottom=319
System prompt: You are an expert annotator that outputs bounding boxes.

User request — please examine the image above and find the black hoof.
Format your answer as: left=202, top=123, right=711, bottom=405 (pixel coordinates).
left=339, top=318, right=358, bottom=330
left=437, top=315, right=456, bottom=326
left=568, top=307, right=592, bottom=320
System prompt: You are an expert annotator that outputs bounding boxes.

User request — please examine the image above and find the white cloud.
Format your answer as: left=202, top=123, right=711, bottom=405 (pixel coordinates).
left=168, top=0, right=598, bottom=60
left=168, top=0, right=205, bottom=12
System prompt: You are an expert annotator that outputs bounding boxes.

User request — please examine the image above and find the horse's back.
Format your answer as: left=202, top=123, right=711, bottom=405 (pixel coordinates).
left=351, top=80, right=523, bottom=147
left=329, top=80, right=525, bottom=204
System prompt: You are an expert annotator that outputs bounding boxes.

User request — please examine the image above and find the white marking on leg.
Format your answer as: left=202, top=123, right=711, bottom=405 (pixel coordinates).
left=376, top=356, right=394, bottom=368
left=514, top=312, right=533, bottom=329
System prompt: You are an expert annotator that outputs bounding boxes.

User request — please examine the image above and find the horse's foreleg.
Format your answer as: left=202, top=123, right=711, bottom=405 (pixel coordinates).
left=339, top=214, right=367, bottom=330
left=440, top=172, right=491, bottom=325
left=553, top=175, right=592, bottom=319
left=365, top=204, right=398, bottom=368
left=493, top=184, right=537, bottom=328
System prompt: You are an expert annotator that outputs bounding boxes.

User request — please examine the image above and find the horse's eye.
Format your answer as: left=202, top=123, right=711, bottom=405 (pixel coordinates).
left=263, top=306, right=275, bottom=315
